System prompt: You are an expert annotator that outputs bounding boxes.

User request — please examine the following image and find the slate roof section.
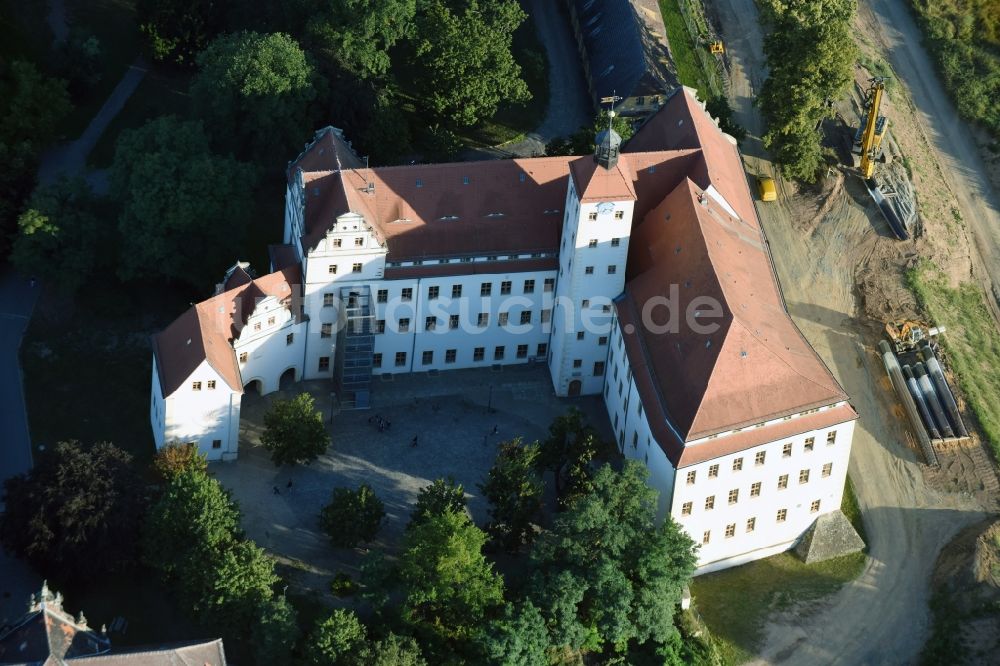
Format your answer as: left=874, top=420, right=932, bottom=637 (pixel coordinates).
left=567, top=0, right=679, bottom=108
left=152, top=266, right=301, bottom=397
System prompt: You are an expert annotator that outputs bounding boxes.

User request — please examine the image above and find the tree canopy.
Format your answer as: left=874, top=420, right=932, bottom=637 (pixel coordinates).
left=480, top=600, right=550, bottom=666
left=411, top=0, right=530, bottom=126
left=409, top=477, right=468, bottom=528
left=536, top=408, right=600, bottom=508
left=479, top=438, right=543, bottom=552
left=261, top=393, right=331, bottom=466
left=152, top=442, right=209, bottom=481
left=192, top=31, right=321, bottom=161
left=137, top=0, right=222, bottom=66
left=309, top=0, right=416, bottom=79
left=320, top=483, right=386, bottom=547
left=110, top=116, right=253, bottom=287
left=529, top=462, right=697, bottom=653
left=0, top=441, right=146, bottom=578
left=10, top=177, right=105, bottom=294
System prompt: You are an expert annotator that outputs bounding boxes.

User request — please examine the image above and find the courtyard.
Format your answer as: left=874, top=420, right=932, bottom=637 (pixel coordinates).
left=210, top=364, right=610, bottom=599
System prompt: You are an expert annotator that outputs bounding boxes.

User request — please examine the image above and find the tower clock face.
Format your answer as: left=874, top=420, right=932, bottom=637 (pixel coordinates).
left=596, top=202, right=614, bottom=214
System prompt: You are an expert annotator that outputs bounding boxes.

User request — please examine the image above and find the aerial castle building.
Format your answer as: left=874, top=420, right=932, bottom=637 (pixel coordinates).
left=150, top=88, right=857, bottom=573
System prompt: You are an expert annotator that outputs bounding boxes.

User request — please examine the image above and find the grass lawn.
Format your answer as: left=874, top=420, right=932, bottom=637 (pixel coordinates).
left=59, top=0, right=142, bottom=139
left=88, top=66, right=193, bottom=168
left=908, top=261, right=1000, bottom=461
left=658, top=0, right=712, bottom=96
left=690, top=477, right=868, bottom=664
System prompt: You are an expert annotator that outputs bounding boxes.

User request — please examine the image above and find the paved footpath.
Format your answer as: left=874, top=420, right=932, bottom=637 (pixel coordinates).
left=0, top=270, right=38, bottom=487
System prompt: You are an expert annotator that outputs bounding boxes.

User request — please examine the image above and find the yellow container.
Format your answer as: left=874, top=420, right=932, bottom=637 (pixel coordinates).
left=758, top=177, right=777, bottom=202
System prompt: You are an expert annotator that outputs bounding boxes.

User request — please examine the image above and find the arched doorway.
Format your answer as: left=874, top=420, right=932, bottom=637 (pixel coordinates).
left=568, top=380, right=582, bottom=397
left=279, top=367, right=296, bottom=390
left=243, top=379, right=262, bottom=395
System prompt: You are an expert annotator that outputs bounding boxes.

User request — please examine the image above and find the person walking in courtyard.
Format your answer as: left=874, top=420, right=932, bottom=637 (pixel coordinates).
left=411, top=435, right=418, bottom=447
left=272, top=486, right=280, bottom=495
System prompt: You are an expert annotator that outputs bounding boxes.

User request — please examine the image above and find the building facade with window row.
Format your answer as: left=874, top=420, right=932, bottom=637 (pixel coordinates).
left=150, top=87, right=857, bottom=572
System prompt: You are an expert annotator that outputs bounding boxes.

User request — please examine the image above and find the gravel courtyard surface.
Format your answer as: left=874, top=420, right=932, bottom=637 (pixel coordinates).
left=211, top=365, right=608, bottom=599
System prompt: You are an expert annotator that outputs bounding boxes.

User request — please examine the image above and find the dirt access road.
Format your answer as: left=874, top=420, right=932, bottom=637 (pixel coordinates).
left=711, top=0, right=990, bottom=663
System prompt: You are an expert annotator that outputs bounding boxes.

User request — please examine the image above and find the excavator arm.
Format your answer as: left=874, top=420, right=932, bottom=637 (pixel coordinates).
left=858, top=78, right=887, bottom=179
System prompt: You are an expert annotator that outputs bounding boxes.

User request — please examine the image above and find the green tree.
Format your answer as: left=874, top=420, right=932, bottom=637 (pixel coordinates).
left=192, top=31, right=321, bottom=161
left=546, top=111, right=635, bottom=156
left=137, top=0, right=222, bottom=66
left=0, top=441, right=146, bottom=578
left=411, top=0, right=530, bottom=125
left=55, top=29, right=103, bottom=98
left=399, top=510, right=505, bottom=641
left=305, top=609, right=368, bottom=666
left=310, top=0, right=416, bottom=78
left=479, top=438, right=543, bottom=551
left=410, top=477, right=468, bottom=528
left=110, top=116, right=253, bottom=287
left=199, top=539, right=279, bottom=632
left=152, top=442, right=209, bottom=481
left=481, top=601, right=550, bottom=666
left=536, top=408, right=600, bottom=508
left=142, top=468, right=241, bottom=583
left=358, top=633, right=427, bottom=666
left=529, top=462, right=697, bottom=652
left=10, top=177, right=104, bottom=294
left=261, top=393, right=331, bottom=466
left=363, top=88, right=413, bottom=165
left=252, top=596, right=300, bottom=664
left=320, top=484, right=385, bottom=547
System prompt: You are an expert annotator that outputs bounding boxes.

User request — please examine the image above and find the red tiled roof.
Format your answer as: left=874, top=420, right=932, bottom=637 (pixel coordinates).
left=570, top=156, right=637, bottom=202
left=153, top=266, right=301, bottom=397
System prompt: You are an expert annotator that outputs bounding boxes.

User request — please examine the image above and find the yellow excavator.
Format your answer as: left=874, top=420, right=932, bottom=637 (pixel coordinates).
left=853, top=77, right=888, bottom=179
left=885, top=320, right=945, bottom=353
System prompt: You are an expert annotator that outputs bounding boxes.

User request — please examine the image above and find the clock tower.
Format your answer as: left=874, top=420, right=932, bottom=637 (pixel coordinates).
left=546, top=132, right=637, bottom=397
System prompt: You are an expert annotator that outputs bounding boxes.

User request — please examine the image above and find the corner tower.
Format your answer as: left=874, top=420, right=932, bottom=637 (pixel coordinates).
left=547, top=122, right=637, bottom=396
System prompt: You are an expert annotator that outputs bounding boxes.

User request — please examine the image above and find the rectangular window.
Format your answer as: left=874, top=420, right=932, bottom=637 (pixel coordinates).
left=778, top=474, right=788, bottom=490
left=576, top=331, right=585, bottom=340
left=523, top=279, right=535, bottom=294
left=705, top=495, right=715, bottom=510
left=755, top=451, right=766, bottom=466
left=499, top=312, right=509, bottom=326
left=588, top=212, right=598, bottom=221
left=687, top=470, right=696, bottom=485
left=452, top=284, right=462, bottom=298
left=777, top=509, right=787, bottom=523
left=733, top=457, right=743, bottom=471
left=611, top=237, right=621, bottom=247
left=799, top=469, right=810, bottom=484
left=332, top=238, right=342, bottom=248
left=323, top=293, right=334, bottom=307
left=377, top=289, right=388, bottom=303
left=544, top=278, right=555, bottom=292
left=268, top=316, right=276, bottom=326
left=206, top=380, right=216, bottom=390
left=449, top=314, right=460, bottom=330
left=751, top=482, right=761, bottom=497
left=728, top=489, right=739, bottom=505
left=401, top=288, right=413, bottom=302
left=474, top=347, right=485, bottom=361
left=536, top=343, right=547, bottom=357
left=352, top=263, right=362, bottom=273
left=481, top=282, right=492, bottom=296
left=588, top=239, right=598, bottom=248
left=783, top=442, right=792, bottom=458
left=541, top=309, right=552, bottom=323
left=321, top=323, right=333, bottom=338
left=370, top=354, right=380, bottom=369
left=398, top=318, right=410, bottom=333
left=239, top=352, right=248, bottom=363
left=585, top=266, right=594, bottom=275
left=811, top=500, right=821, bottom=513
left=445, top=349, right=456, bottom=363
left=615, top=210, right=624, bottom=220
left=607, top=265, right=617, bottom=274
left=376, top=319, right=385, bottom=334
left=192, top=381, right=202, bottom=391
left=422, top=350, right=433, bottom=365
left=516, top=344, right=528, bottom=359
left=573, top=359, right=582, bottom=368
left=328, top=264, right=338, bottom=274
left=212, top=439, right=222, bottom=449
left=582, top=299, right=590, bottom=308
left=594, top=361, right=605, bottom=376
left=494, top=346, right=505, bottom=361
left=682, top=502, right=692, bottom=516
left=395, top=351, right=407, bottom=367
left=598, top=336, right=608, bottom=345
left=805, top=436, right=815, bottom=451
left=477, top=313, right=489, bottom=327
left=725, top=523, right=736, bottom=538
left=428, top=286, right=439, bottom=300
left=520, top=311, right=532, bottom=325
left=822, top=462, right=833, bottom=478
left=827, top=431, right=837, bottom=445
left=500, top=280, right=512, bottom=295
left=708, top=464, right=719, bottom=478
left=746, top=517, right=756, bottom=533
left=354, top=237, right=364, bottom=247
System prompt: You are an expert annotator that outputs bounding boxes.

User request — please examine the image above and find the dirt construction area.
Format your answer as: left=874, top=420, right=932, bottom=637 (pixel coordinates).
left=708, top=0, right=1000, bottom=662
